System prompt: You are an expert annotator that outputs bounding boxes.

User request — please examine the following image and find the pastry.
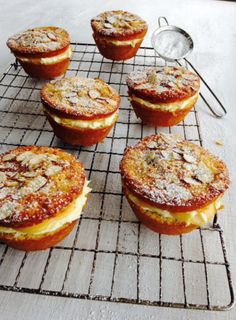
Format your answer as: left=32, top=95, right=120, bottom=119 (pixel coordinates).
left=120, top=133, right=229, bottom=235
left=7, top=27, right=71, bottom=79
left=0, top=146, right=90, bottom=251
left=91, top=10, right=148, bottom=60
left=127, top=66, right=200, bottom=126
left=41, top=77, right=120, bottom=146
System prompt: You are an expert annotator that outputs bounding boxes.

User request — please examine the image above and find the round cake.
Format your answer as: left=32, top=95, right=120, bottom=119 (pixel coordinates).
left=91, top=10, right=148, bottom=60
left=41, top=77, right=120, bottom=146
left=7, top=27, right=71, bottom=79
left=120, top=133, right=229, bottom=235
left=127, top=66, right=200, bottom=126
left=0, top=146, right=91, bottom=251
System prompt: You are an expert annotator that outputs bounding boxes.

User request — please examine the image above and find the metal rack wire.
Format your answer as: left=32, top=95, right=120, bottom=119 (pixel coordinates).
left=0, top=43, right=234, bottom=311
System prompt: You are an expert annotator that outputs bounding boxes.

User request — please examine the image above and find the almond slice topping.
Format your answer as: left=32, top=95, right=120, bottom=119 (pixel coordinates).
left=104, top=23, right=113, bottom=29
left=88, top=89, right=100, bottom=99
left=47, top=32, right=57, bottom=41
left=45, top=165, right=62, bottom=177
left=0, top=172, right=7, bottom=184
left=2, top=153, right=16, bottom=162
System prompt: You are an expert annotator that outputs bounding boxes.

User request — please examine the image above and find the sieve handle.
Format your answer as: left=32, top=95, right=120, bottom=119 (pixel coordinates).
left=158, top=17, right=169, bottom=28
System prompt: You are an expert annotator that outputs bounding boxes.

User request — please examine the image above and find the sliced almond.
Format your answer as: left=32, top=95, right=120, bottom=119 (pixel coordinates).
left=40, top=181, right=53, bottom=193
left=16, top=151, right=34, bottom=162
left=195, top=163, right=214, bottom=184
left=100, top=98, right=117, bottom=106
left=0, top=172, right=7, bottom=184
left=27, top=176, right=47, bottom=192
left=28, top=154, right=46, bottom=168
left=0, top=187, right=12, bottom=200
left=146, top=141, right=158, bottom=149
left=124, top=16, right=135, bottom=22
left=215, top=140, right=224, bottom=146
left=0, top=201, right=17, bottom=220
left=45, top=165, right=62, bottom=176
left=6, top=171, right=17, bottom=178
left=104, top=23, right=113, bottom=29
left=183, top=162, right=198, bottom=171
left=160, top=133, right=181, bottom=145
left=183, top=74, right=196, bottom=81
left=21, top=171, right=37, bottom=178
left=161, top=150, right=173, bottom=160
left=64, top=92, right=77, bottom=98
left=68, top=96, right=79, bottom=104
left=147, top=72, right=157, bottom=84
left=5, top=181, right=18, bottom=187
left=47, top=154, right=59, bottom=161
left=16, top=175, right=27, bottom=182
left=183, top=177, right=200, bottom=185
left=88, top=89, right=100, bottom=99
left=47, top=32, right=57, bottom=41
left=173, top=152, right=182, bottom=160
left=2, top=153, right=16, bottom=162
left=0, top=163, right=14, bottom=170
left=106, top=16, right=116, bottom=24
left=183, top=152, right=198, bottom=164
left=119, top=21, right=131, bottom=28
left=173, top=148, right=184, bottom=154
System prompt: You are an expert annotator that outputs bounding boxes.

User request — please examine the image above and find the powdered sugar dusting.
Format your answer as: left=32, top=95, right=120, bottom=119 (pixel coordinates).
left=41, top=77, right=119, bottom=118
left=0, top=147, right=85, bottom=224
left=91, top=10, right=147, bottom=37
left=121, top=133, right=229, bottom=207
left=7, top=27, right=69, bottom=53
left=127, top=66, right=200, bottom=95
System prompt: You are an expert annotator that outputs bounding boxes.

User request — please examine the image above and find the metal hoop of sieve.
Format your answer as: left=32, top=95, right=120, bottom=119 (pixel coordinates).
left=151, top=17, right=227, bottom=118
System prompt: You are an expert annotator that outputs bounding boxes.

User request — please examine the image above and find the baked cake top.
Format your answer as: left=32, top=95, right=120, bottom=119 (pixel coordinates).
left=127, top=66, right=200, bottom=103
left=0, top=146, right=86, bottom=228
left=120, top=133, right=229, bottom=211
left=7, top=27, right=70, bottom=54
left=91, top=10, right=148, bottom=38
left=41, top=77, right=120, bottom=119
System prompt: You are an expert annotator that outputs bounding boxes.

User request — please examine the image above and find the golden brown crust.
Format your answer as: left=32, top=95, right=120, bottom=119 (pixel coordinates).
left=0, top=220, right=77, bottom=251
left=93, top=33, right=145, bottom=61
left=41, top=77, right=120, bottom=120
left=120, top=133, right=229, bottom=212
left=7, top=27, right=70, bottom=55
left=130, top=95, right=198, bottom=127
left=0, top=146, right=86, bottom=228
left=18, top=56, right=70, bottom=79
left=127, top=66, right=200, bottom=104
left=46, top=114, right=116, bottom=146
left=91, top=10, right=148, bottom=39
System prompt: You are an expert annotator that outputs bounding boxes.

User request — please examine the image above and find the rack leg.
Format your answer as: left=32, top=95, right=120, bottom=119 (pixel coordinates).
left=14, top=59, right=18, bottom=70
left=213, top=213, right=218, bottom=227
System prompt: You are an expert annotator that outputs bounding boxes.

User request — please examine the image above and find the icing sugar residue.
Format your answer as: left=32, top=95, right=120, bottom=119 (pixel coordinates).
left=154, top=30, right=191, bottom=60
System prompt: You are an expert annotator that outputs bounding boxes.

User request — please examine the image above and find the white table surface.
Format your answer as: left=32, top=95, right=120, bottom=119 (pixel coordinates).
left=0, top=0, right=236, bottom=319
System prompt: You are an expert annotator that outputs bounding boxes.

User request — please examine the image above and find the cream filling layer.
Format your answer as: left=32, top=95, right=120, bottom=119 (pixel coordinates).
left=45, top=109, right=118, bottom=129
left=15, top=46, right=72, bottom=65
left=126, top=189, right=222, bottom=227
left=0, top=180, right=91, bottom=237
left=107, top=38, right=143, bottom=47
left=130, top=92, right=199, bottom=112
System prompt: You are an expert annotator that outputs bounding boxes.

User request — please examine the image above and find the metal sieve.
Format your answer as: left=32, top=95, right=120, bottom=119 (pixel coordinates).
left=151, top=17, right=227, bottom=117
left=151, top=17, right=194, bottom=62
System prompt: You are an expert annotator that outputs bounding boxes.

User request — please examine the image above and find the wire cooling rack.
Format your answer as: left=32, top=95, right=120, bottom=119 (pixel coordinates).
left=0, top=43, right=234, bottom=311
